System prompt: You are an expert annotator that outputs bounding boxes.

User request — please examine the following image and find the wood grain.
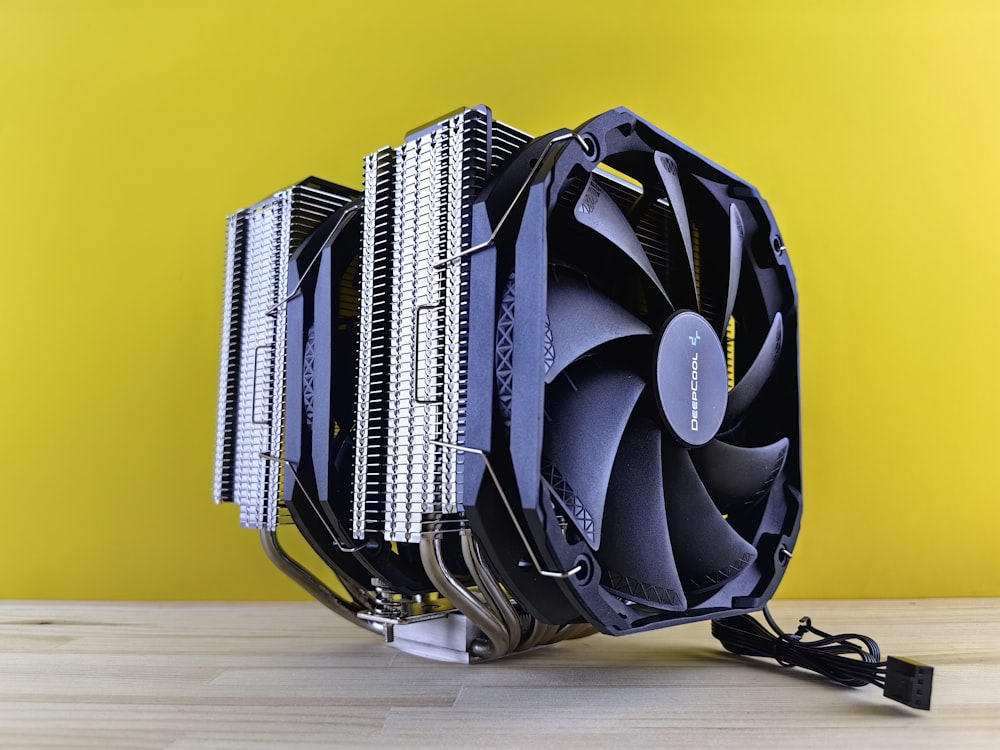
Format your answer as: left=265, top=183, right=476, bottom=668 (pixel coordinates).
left=0, top=599, right=997, bottom=748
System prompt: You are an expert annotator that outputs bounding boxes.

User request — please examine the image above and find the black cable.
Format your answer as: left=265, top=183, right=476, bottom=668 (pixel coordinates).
left=711, top=605, right=933, bottom=710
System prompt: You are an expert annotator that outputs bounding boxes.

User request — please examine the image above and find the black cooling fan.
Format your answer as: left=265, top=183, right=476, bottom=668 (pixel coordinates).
left=215, top=107, right=801, bottom=661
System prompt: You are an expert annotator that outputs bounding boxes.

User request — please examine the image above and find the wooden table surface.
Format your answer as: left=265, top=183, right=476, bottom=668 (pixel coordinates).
left=0, top=599, right=997, bottom=749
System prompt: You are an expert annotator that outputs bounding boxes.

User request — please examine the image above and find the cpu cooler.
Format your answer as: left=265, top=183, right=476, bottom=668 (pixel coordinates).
left=213, top=106, right=930, bottom=707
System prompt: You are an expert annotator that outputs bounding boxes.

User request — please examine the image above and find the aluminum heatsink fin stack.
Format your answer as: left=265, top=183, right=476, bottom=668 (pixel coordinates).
left=352, top=107, right=522, bottom=543
left=214, top=178, right=358, bottom=530
left=353, top=147, right=395, bottom=539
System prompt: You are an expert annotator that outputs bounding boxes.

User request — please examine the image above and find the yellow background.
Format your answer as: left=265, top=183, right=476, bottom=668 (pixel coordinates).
left=2, top=0, right=998, bottom=601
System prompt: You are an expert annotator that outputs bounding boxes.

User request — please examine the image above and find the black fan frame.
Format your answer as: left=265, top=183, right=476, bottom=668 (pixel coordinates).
left=283, top=201, right=432, bottom=597
left=462, top=108, right=802, bottom=635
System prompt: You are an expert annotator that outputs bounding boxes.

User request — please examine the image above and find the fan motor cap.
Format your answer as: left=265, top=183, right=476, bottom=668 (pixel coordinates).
left=654, top=311, right=728, bottom=447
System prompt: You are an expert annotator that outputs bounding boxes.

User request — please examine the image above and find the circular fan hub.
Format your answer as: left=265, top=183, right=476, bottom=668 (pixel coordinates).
left=654, top=311, right=728, bottom=447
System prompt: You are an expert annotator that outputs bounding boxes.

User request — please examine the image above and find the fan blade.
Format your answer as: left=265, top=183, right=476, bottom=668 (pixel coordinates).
left=691, top=437, right=789, bottom=515
left=653, top=151, right=696, bottom=303
left=573, top=174, right=669, bottom=301
left=723, top=311, right=783, bottom=427
left=545, top=273, right=651, bottom=383
left=599, top=419, right=687, bottom=610
left=722, top=203, right=745, bottom=334
left=543, top=367, right=645, bottom=549
left=661, top=446, right=757, bottom=594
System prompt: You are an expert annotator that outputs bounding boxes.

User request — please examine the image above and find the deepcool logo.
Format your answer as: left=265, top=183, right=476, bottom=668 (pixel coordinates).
left=690, top=330, right=699, bottom=431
